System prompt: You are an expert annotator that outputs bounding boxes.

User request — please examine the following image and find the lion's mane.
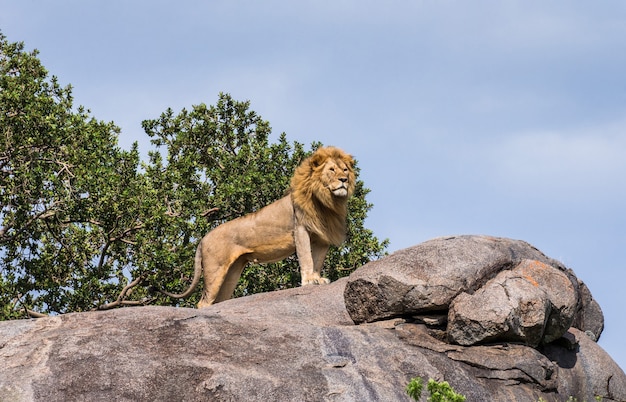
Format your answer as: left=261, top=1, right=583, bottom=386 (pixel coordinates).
left=290, top=147, right=355, bottom=246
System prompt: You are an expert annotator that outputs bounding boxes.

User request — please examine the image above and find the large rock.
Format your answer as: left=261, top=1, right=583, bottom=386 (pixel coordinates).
left=1, top=235, right=624, bottom=401
left=343, top=235, right=598, bottom=347
left=572, top=280, right=605, bottom=341
left=448, top=259, right=578, bottom=347
left=343, top=235, right=575, bottom=324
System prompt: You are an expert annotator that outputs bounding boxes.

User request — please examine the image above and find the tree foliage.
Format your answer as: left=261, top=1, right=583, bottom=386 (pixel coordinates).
left=0, top=33, right=388, bottom=319
left=1, top=33, right=142, bottom=317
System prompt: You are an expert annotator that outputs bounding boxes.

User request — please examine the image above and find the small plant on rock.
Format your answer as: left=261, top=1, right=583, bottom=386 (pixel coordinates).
left=406, top=377, right=466, bottom=402
left=406, top=377, right=424, bottom=400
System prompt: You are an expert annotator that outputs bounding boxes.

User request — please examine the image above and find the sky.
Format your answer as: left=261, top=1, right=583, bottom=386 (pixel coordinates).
left=3, top=1, right=625, bottom=370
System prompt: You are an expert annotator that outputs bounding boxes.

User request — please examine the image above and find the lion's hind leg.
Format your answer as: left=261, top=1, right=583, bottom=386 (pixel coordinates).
left=213, top=256, right=248, bottom=303
left=197, top=252, right=248, bottom=308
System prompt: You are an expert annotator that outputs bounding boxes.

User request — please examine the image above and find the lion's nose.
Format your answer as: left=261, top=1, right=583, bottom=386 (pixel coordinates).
left=339, top=177, right=348, bottom=183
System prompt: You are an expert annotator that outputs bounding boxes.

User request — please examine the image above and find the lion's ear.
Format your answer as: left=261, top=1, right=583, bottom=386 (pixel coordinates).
left=345, top=155, right=355, bottom=169
left=309, top=152, right=326, bottom=169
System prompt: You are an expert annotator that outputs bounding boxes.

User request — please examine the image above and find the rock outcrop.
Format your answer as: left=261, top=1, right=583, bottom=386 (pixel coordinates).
left=344, top=236, right=599, bottom=348
left=448, top=259, right=577, bottom=347
left=1, top=235, right=624, bottom=401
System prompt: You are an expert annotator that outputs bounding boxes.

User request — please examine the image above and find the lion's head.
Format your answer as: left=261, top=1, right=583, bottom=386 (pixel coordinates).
left=290, top=147, right=355, bottom=246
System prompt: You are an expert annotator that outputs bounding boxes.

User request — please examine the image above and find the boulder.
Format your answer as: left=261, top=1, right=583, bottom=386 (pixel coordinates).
left=343, top=235, right=572, bottom=324
left=447, top=259, right=578, bottom=347
left=343, top=235, right=593, bottom=347
left=572, top=280, right=605, bottom=341
left=1, top=235, right=624, bottom=402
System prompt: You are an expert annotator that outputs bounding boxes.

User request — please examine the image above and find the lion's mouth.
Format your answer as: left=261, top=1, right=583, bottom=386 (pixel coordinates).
left=332, top=185, right=348, bottom=197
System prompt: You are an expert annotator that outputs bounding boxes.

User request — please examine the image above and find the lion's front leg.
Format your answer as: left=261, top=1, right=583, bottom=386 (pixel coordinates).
left=294, top=225, right=330, bottom=285
left=310, top=241, right=330, bottom=284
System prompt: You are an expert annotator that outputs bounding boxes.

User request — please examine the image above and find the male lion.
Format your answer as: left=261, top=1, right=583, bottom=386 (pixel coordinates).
left=163, top=146, right=356, bottom=308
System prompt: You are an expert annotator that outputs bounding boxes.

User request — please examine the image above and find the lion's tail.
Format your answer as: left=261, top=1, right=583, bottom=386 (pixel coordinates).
left=160, top=242, right=203, bottom=299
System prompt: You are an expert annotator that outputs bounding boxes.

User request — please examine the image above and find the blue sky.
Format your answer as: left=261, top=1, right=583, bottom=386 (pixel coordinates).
left=3, top=1, right=625, bottom=370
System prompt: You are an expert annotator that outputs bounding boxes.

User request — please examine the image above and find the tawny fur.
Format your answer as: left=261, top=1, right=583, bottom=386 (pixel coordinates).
left=161, top=146, right=355, bottom=308
left=290, top=146, right=355, bottom=246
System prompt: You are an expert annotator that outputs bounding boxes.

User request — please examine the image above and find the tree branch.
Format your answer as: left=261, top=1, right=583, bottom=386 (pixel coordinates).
left=201, top=207, right=220, bottom=217
left=0, top=203, right=59, bottom=242
left=96, top=239, right=112, bottom=274
left=10, top=295, right=48, bottom=318
left=108, top=223, right=145, bottom=243
left=95, top=272, right=150, bottom=311
left=25, top=308, right=48, bottom=318
left=94, top=222, right=144, bottom=272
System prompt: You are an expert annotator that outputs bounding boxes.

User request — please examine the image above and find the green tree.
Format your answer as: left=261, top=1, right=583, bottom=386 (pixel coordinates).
left=1, top=33, right=387, bottom=318
left=0, top=33, right=144, bottom=317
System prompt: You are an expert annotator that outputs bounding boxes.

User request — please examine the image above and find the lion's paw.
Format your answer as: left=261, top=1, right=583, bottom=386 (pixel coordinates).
left=302, top=277, right=330, bottom=286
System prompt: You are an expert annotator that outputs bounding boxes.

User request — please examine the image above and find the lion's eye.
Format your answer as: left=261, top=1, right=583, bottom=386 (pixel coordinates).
left=329, top=167, right=335, bottom=172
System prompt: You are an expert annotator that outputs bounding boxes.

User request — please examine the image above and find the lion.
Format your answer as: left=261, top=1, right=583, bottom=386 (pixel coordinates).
left=162, top=146, right=356, bottom=308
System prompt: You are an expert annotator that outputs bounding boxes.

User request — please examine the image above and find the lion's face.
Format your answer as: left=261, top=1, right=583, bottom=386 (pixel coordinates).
left=291, top=146, right=355, bottom=208
left=318, top=158, right=353, bottom=198
left=290, top=146, right=355, bottom=245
